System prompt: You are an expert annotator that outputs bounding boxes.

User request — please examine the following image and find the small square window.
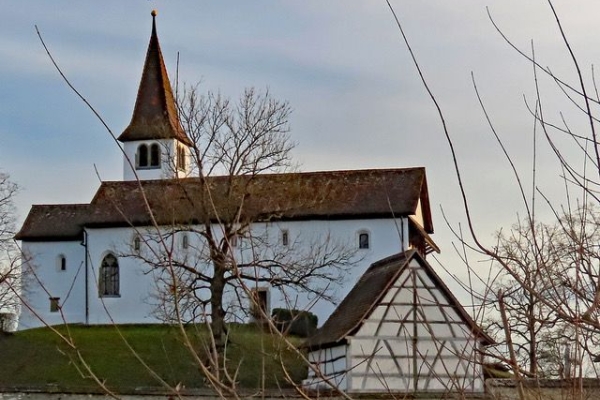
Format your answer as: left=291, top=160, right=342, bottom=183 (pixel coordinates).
left=50, top=297, right=60, bottom=313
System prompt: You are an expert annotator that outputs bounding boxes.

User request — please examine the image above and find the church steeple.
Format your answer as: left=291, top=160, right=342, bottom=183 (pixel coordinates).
left=118, top=10, right=191, bottom=146
left=119, top=11, right=192, bottom=181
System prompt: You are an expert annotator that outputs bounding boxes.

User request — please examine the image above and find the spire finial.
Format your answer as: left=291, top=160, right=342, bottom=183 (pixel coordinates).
left=151, top=9, right=158, bottom=18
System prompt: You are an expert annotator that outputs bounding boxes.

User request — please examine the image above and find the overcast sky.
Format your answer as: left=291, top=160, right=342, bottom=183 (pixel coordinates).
left=2, top=1, right=599, bottom=306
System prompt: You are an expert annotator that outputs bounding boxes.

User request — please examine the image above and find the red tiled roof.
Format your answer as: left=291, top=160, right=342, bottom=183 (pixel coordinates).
left=15, top=168, right=431, bottom=241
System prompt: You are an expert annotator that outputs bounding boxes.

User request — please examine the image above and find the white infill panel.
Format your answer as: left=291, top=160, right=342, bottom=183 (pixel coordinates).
left=351, top=337, right=391, bottom=357
left=304, top=345, right=348, bottom=391
left=368, top=305, right=386, bottom=320
left=359, top=321, right=379, bottom=336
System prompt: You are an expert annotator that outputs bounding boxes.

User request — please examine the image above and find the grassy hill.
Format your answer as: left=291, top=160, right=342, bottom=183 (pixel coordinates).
left=0, top=324, right=307, bottom=392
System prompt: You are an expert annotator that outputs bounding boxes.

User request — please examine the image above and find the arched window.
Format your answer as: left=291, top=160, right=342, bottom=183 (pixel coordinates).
left=99, top=254, right=119, bottom=297
left=150, top=143, right=160, bottom=167
left=137, top=144, right=149, bottom=168
left=358, top=231, right=370, bottom=249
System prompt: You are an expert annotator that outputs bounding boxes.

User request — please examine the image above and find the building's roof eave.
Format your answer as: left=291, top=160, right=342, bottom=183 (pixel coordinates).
left=16, top=168, right=431, bottom=242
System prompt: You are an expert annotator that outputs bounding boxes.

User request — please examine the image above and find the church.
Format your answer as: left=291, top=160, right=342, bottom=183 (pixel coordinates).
left=16, top=13, right=439, bottom=329
left=14, top=12, right=440, bottom=331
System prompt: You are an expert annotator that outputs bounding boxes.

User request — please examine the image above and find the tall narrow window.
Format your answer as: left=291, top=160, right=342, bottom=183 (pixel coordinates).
left=281, top=229, right=289, bottom=246
left=99, top=254, right=120, bottom=297
left=150, top=143, right=160, bottom=167
left=182, top=234, right=189, bottom=250
left=177, top=146, right=186, bottom=171
left=57, top=254, right=66, bottom=271
left=137, top=144, right=148, bottom=168
left=358, top=232, right=370, bottom=249
left=133, top=236, right=141, bottom=252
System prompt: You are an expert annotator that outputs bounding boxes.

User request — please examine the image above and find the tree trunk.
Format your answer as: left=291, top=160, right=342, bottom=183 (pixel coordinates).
left=210, top=260, right=227, bottom=351
left=528, top=321, right=537, bottom=376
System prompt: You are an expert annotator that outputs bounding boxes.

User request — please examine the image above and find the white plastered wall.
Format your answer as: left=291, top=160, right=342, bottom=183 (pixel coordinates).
left=19, top=241, right=86, bottom=329
left=19, top=216, right=413, bottom=329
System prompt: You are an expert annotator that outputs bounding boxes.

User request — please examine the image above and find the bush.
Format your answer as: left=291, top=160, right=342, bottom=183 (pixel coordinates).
left=271, top=308, right=318, bottom=338
left=0, top=313, right=17, bottom=333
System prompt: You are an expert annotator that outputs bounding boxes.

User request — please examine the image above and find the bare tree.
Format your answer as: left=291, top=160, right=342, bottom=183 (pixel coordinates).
left=0, top=172, right=20, bottom=332
left=475, top=5, right=600, bottom=380
left=387, top=0, right=600, bottom=389
left=486, top=206, right=600, bottom=377
left=124, top=87, right=360, bottom=355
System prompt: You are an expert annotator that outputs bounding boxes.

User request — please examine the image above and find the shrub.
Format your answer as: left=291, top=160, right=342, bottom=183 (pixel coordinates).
left=271, top=308, right=318, bottom=338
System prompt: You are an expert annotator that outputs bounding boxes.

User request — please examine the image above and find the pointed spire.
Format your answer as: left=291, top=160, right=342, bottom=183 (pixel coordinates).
left=118, top=10, right=192, bottom=146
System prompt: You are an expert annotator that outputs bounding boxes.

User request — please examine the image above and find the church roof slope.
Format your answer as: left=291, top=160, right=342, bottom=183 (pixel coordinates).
left=302, top=249, right=493, bottom=351
left=15, top=204, right=91, bottom=241
left=117, top=12, right=192, bottom=146
left=15, top=167, right=430, bottom=241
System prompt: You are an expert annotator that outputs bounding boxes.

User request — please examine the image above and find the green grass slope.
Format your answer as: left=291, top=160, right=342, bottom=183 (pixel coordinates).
left=0, top=324, right=307, bottom=392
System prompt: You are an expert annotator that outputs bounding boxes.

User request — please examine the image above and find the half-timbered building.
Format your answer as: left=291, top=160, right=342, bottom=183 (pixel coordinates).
left=303, top=249, right=493, bottom=394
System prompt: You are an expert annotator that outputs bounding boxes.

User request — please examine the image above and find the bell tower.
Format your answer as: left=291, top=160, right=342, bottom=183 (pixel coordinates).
left=117, top=10, right=192, bottom=181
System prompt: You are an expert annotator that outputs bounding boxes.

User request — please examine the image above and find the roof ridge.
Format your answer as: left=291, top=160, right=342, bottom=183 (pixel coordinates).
left=104, top=166, right=426, bottom=184
left=369, top=248, right=416, bottom=269
left=29, top=203, right=90, bottom=208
